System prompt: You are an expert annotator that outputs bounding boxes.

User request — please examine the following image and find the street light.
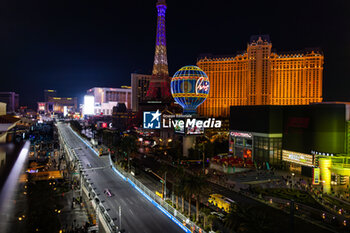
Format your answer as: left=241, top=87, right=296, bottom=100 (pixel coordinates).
left=164, top=171, right=167, bottom=200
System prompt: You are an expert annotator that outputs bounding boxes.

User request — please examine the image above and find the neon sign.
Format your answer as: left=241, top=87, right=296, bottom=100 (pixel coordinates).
left=230, top=131, right=252, bottom=138
left=195, top=77, right=209, bottom=95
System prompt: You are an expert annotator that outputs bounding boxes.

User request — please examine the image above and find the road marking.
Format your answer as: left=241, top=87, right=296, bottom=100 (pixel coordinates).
left=83, top=167, right=106, bottom=171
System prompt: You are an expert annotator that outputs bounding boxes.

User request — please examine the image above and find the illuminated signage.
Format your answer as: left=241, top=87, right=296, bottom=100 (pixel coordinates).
left=162, top=118, right=221, bottom=129
left=171, top=66, right=209, bottom=114
left=195, top=77, right=209, bottom=95
left=143, top=110, right=161, bottom=129
left=174, top=119, right=185, bottom=134
left=63, top=106, right=68, bottom=117
left=313, top=167, right=320, bottom=185
left=230, top=131, right=252, bottom=138
left=143, top=110, right=222, bottom=130
left=83, top=95, right=95, bottom=116
left=38, top=103, right=46, bottom=111
left=282, top=150, right=314, bottom=167
left=311, top=150, right=334, bottom=157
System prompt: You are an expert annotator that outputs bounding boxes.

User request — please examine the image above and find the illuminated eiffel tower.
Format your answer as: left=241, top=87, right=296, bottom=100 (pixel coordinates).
left=146, top=0, right=172, bottom=101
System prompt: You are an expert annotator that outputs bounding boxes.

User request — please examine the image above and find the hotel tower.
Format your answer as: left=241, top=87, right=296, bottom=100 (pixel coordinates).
left=197, top=35, right=324, bottom=117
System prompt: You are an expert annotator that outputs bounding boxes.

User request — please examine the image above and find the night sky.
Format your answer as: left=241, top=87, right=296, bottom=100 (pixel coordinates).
left=0, top=0, right=349, bottom=108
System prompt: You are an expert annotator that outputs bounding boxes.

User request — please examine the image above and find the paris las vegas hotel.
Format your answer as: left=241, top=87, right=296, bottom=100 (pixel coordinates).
left=197, top=35, right=323, bottom=117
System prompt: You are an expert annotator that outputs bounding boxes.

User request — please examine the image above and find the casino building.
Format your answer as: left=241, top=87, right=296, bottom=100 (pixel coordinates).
left=198, top=35, right=324, bottom=117
left=229, top=106, right=283, bottom=167
left=230, top=103, right=350, bottom=183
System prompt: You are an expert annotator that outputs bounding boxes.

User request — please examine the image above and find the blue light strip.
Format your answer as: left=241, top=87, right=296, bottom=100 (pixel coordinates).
left=112, top=166, right=127, bottom=181
left=127, top=179, right=191, bottom=233
left=70, top=126, right=99, bottom=157
left=69, top=125, right=193, bottom=233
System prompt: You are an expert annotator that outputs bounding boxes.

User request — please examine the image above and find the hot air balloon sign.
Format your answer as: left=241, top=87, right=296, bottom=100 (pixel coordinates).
left=171, top=65, right=210, bottom=114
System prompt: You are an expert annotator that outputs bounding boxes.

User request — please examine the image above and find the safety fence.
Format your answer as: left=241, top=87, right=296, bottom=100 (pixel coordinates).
left=58, top=125, right=118, bottom=233
left=59, top=123, right=205, bottom=233
left=108, top=156, right=206, bottom=233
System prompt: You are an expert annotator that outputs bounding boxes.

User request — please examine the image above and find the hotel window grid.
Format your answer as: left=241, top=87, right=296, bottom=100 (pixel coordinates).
left=197, top=39, right=323, bottom=117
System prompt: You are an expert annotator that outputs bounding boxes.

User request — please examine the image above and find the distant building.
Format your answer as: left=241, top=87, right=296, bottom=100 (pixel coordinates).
left=112, top=103, right=136, bottom=130
left=0, top=102, right=20, bottom=143
left=37, top=102, right=46, bottom=113
left=19, top=106, right=37, bottom=118
left=229, top=103, right=350, bottom=175
left=87, top=87, right=131, bottom=108
left=229, top=105, right=283, bottom=166
left=94, top=101, right=118, bottom=116
left=44, top=89, right=57, bottom=102
left=131, top=73, right=151, bottom=112
left=47, top=96, right=77, bottom=114
left=0, top=102, right=6, bottom=116
left=197, top=35, right=324, bottom=117
left=0, top=92, right=19, bottom=113
left=86, top=87, right=132, bottom=116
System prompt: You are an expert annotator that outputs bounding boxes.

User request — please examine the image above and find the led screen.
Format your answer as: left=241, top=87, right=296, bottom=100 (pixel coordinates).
left=83, top=95, right=95, bottom=115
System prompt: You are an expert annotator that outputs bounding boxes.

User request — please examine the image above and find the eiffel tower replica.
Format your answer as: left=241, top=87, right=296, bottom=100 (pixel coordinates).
left=140, top=0, right=176, bottom=113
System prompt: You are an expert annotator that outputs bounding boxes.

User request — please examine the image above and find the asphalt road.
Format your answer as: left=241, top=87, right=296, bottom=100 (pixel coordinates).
left=57, top=123, right=184, bottom=233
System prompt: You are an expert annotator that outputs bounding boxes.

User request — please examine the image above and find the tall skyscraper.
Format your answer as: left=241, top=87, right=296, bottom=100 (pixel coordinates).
left=146, top=0, right=171, bottom=101
left=197, top=35, right=324, bottom=117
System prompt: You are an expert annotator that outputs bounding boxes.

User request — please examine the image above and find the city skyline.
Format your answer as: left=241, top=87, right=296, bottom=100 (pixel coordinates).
left=0, top=0, right=349, bottom=107
left=2, top=1, right=350, bottom=233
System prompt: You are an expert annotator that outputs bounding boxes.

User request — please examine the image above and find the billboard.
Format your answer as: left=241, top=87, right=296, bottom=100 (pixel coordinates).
left=282, top=150, right=314, bottom=167
left=174, top=119, right=185, bottom=134
left=313, top=167, right=320, bottom=185
left=63, top=106, right=68, bottom=117
left=83, top=95, right=95, bottom=116
left=186, top=124, right=204, bottom=135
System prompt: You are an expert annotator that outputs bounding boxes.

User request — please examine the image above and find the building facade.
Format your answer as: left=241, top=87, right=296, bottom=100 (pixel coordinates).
left=131, top=73, right=152, bottom=112
left=112, top=103, right=136, bottom=130
left=44, top=90, right=57, bottom=102
left=229, top=102, right=350, bottom=190
left=94, top=102, right=118, bottom=116
left=47, top=97, right=78, bottom=114
left=197, top=35, right=324, bottom=117
left=0, top=92, right=19, bottom=113
left=87, top=87, right=132, bottom=110
left=229, top=105, right=283, bottom=167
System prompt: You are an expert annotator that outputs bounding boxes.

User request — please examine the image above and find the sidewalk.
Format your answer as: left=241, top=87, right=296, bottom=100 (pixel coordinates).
left=58, top=189, right=90, bottom=232
left=58, top=143, right=92, bottom=233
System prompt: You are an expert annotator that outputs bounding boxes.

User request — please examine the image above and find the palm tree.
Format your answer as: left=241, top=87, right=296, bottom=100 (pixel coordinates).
left=183, top=175, right=194, bottom=217
left=207, top=214, right=217, bottom=232
left=118, top=135, right=137, bottom=171
left=183, top=174, right=208, bottom=220
left=243, top=206, right=270, bottom=233
left=191, top=175, right=208, bottom=222
left=173, top=166, right=185, bottom=211
left=180, top=177, right=186, bottom=213
left=224, top=204, right=248, bottom=232
left=200, top=207, right=211, bottom=229
left=225, top=204, right=270, bottom=233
